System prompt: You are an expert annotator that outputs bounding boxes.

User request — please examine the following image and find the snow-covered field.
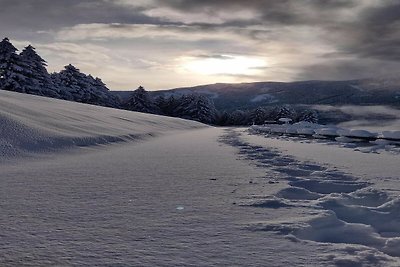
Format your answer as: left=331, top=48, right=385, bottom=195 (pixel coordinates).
left=0, top=90, right=205, bottom=159
left=1, top=90, right=399, bottom=266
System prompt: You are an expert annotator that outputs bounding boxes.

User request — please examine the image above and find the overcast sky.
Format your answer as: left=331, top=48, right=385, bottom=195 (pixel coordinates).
left=1, top=0, right=399, bottom=90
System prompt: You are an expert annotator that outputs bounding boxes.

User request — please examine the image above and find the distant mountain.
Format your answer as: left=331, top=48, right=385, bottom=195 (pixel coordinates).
left=114, top=78, right=400, bottom=111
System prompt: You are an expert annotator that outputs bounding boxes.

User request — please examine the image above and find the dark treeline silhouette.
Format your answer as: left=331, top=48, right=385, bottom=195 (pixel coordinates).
left=0, top=38, right=318, bottom=125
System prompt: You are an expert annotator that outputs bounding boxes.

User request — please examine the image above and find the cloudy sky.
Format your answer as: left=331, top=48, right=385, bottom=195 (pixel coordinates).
left=1, top=0, right=399, bottom=90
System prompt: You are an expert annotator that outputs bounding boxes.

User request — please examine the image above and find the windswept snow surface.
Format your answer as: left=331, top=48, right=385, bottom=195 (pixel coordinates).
left=1, top=91, right=400, bottom=266
left=236, top=127, right=400, bottom=266
left=0, top=90, right=205, bottom=159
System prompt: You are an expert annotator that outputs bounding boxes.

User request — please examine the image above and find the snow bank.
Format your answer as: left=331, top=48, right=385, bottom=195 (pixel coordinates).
left=0, top=90, right=206, bottom=158
left=250, top=122, right=398, bottom=142
left=225, top=129, right=400, bottom=263
left=382, top=131, right=400, bottom=140
left=255, top=121, right=400, bottom=155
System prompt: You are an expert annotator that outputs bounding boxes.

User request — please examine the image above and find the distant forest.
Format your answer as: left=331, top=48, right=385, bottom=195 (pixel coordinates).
left=0, top=38, right=318, bottom=125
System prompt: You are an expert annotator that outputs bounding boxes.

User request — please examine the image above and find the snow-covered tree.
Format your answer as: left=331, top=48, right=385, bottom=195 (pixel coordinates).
left=270, top=105, right=297, bottom=121
left=173, top=93, right=217, bottom=124
left=155, top=94, right=182, bottom=116
left=88, top=76, right=120, bottom=107
left=52, top=64, right=118, bottom=107
left=53, top=64, right=91, bottom=101
left=297, top=109, right=318, bottom=123
left=227, top=110, right=251, bottom=125
left=250, top=107, right=269, bottom=125
left=155, top=95, right=168, bottom=114
left=0, top=38, right=28, bottom=92
left=125, top=86, right=160, bottom=114
left=19, top=45, right=58, bottom=97
left=165, top=95, right=181, bottom=115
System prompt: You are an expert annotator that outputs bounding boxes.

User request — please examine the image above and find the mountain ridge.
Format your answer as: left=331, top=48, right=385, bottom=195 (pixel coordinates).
left=113, top=78, right=400, bottom=111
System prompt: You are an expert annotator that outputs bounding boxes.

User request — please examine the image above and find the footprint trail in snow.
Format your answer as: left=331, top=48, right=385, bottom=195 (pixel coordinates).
left=220, top=129, right=400, bottom=261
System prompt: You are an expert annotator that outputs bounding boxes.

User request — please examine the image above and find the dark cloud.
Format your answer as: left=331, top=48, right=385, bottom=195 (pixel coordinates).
left=153, top=0, right=400, bottom=63
left=343, top=2, right=400, bottom=61
left=154, top=0, right=356, bottom=25
left=296, top=59, right=400, bottom=81
left=154, top=0, right=355, bottom=12
left=1, top=0, right=399, bottom=87
left=0, top=0, right=159, bottom=36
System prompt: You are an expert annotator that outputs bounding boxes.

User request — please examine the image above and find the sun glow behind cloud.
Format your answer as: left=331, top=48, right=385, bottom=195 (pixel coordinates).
left=181, top=55, right=267, bottom=76
left=3, top=0, right=400, bottom=89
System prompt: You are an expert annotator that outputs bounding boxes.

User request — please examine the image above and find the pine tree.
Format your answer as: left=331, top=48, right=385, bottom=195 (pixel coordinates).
left=216, top=111, right=229, bottom=126
left=124, top=86, right=160, bottom=114
left=51, top=65, right=118, bottom=107
left=173, top=93, right=217, bottom=124
left=19, top=45, right=57, bottom=97
left=297, top=109, right=318, bottom=123
left=155, top=95, right=167, bottom=114
left=0, top=38, right=28, bottom=92
left=228, top=110, right=250, bottom=125
left=89, top=76, right=120, bottom=107
left=54, top=64, right=90, bottom=101
left=250, top=107, right=268, bottom=125
left=165, top=95, right=180, bottom=116
left=270, top=105, right=297, bottom=121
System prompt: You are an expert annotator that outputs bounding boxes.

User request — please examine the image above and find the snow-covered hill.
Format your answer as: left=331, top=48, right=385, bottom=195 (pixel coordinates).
left=0, top=90, right=205, bottom=158
left=1, top=91, right=399, bottom=266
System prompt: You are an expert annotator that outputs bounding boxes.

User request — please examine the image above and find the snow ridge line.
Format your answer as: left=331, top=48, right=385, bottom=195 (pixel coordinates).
left=219, top=129, right=400, bottom=264
left=1, top=132, right=158, bottom=159
left=0, top=114, right=161, bottom=158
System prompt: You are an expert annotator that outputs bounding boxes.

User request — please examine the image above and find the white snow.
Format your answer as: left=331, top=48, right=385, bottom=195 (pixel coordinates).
left=1, top=90, right=400, bottom=266
left=382, top=131, right=400, bottom=140
left=0, top=90, right=205, bottom=158
left=236, top=128, right=400, bottom=265
left=250, top=122, right=399, bottom=155
left=348, top=129, right=377, bottom=138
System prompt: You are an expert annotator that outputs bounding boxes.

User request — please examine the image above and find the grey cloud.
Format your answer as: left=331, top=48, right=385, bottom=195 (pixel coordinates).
left=345, top=2, right=400, bottom=61
left=193, top=54, right=235, bottom=60
left=153, top=0, right=356, bottom=25
left=0, top=0, right=160, bottom=35
left=2, top=0, right=399, bottom=86
left=152, top=0, right=400, bottom=63
left=296, top=59, right=400, bottom=81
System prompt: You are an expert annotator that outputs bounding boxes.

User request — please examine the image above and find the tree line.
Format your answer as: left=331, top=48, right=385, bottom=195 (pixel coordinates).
left=0, top=37, right=318, bottom=125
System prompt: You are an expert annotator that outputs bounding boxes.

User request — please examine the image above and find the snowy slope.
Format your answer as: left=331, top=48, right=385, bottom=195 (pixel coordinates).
left=0, top=90, right=205, bottom=158
left=1, top=91, right=400, bottom=266
left=234, top=128, right=400, bottom=265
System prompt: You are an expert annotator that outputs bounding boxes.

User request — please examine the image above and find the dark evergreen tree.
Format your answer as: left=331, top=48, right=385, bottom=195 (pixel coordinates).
left=250, top=107, right=268, bottom=125
left=270, top=105, right=297, bottom=121
left=124, top=86, right=160, bottom=114
left=165, top=95, right=181, bottom=116
left=216, top=111, right=229, bottom=126
left=297, top=109, right=318, bottom=123
left=19, top=45, right=58, bottom=97
left=88, top=76, right=120, bottom=107
left=227, top=110, right=251, bottom=125
left=155, top=95, right=168, bottom=114
left=0, top=38, right=28, bottom=92
left=173, top=94, right=217, bottom=124
left=54, top=64, right=91, bottom=101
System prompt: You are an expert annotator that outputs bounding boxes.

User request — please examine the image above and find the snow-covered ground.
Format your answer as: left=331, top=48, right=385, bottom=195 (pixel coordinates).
left=1, top=91, right=400, bottom=266
left=0, top=90, right=205, bottom=159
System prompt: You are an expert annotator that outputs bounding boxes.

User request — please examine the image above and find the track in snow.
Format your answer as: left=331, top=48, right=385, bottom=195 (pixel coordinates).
left=220, top=128, right=400, bottom=266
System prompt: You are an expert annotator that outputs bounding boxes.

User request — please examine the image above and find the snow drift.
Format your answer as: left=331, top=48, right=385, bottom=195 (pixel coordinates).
left=0, top=90, right=206, bottom=158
